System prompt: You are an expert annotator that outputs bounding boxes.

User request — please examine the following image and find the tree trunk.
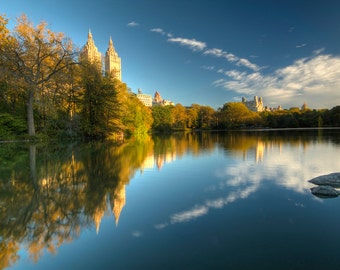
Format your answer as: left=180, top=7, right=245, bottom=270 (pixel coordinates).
left=27, top=89, right=35, bottom=136
left=29, top=144, right=38, bottom=189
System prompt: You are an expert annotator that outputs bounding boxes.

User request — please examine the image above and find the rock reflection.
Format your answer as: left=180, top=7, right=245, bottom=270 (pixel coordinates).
left=0, top=129, right=339, bottom=268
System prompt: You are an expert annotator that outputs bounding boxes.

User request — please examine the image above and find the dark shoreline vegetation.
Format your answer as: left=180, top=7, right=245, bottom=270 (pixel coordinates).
left=1, top=14, right=339, bottom=142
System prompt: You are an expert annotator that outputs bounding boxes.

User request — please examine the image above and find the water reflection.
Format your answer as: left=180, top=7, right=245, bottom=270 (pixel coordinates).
left=0, top=129, right=339, bottom=268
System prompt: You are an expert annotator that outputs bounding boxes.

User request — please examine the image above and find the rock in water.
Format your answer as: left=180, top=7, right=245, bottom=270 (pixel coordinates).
left=310, top=185, right=339, bottom=198
left=308, top=173, right=340, bottom=188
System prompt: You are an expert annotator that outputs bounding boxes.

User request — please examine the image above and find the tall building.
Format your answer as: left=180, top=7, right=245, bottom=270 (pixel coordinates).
left=81, top=30, right=122, bottom=80
left=105, top=37, right=122, bottom=80
left=81, top=30, right=102, bottom=68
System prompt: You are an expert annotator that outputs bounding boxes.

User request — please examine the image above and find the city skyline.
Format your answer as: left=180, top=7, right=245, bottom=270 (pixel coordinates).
left=1, top=0, right=340, bottom=109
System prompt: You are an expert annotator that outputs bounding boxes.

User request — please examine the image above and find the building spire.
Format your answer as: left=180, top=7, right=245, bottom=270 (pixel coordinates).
left=108, top=36, right=115, bottom=52
left=88, top=29, right=93, bottom=40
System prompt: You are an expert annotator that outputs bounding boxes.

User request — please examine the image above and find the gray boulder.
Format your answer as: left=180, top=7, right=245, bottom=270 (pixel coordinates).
left=310, top=185, right=339, bottom=198
left=308, top=172, right=340, bottom=188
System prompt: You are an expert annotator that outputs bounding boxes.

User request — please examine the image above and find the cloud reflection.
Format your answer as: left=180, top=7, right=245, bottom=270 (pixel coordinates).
left=131, top=231, right=143, bottom=238
left=155, top=185, right=259, bottom=230
left=170, top=205, right=208, bottom=224
left=154, top=136, right=340, bottom=230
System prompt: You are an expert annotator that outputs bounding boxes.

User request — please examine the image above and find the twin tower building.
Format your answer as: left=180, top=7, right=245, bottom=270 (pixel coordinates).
left=81, top=30, right=121, bottom=80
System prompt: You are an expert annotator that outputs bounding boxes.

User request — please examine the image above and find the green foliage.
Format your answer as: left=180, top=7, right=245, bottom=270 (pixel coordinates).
left=0, top=113, right=27, bottom=139
left=151, top=105, right=172, bottom=132
left=324, top=106, right=340, bottom=126
left=123, top=95, right=153, bottom=136
left=261, top=108, right=329, bottom=128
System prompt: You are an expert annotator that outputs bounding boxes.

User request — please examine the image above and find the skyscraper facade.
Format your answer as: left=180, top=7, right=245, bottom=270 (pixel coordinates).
left=81, top=30, right=121, bottom=80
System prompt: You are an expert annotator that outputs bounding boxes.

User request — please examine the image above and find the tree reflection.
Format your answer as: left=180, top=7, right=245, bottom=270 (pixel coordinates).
left=0, top=129, right=338, bottom=268
left=0, top=138, right=153, bottom=268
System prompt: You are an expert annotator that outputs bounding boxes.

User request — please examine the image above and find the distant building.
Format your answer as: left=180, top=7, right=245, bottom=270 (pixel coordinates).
left=81, top=30, right=121, bottom=80
left=136, top=89, right=153, bottom=107
left=301, top=102, right=309, bottom=111
left=264, top=105, right=283, bottom=112
left=136, top=89, right=174, bottom=107
left=242, top=96, right=264, bottom=112
left=153, top=91, right=174, bottom=106
left=242, top=96, right=284, bottom=112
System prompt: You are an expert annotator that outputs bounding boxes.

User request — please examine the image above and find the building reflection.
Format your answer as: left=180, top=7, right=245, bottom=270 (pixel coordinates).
left=92, top=183, right=126, bottom=233
left=112, top=184, right=126, bottom=226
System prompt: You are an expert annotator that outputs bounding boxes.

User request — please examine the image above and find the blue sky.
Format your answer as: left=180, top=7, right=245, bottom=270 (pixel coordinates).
left=1, top=0, right=340, bottom=109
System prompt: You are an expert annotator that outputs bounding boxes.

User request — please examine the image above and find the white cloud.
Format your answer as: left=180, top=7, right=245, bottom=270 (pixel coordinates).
left=127, top=21, right=139, bottom=27
left=150, top=28, right=166, bottom=35
left=296, top=43, right=307, bottom=48
left=236, top=58, right=260, bottom=71
left=132, top=24, right=338, bottom=108
left=204, top=48, right=259, bottom=71
left=167, top=37, right=207, bottom=51
left=213, top=53, right=340, bottom=108
left=154, top=223, right=168, bottom=230
left=313, top=48, right=325, bottom=55
left=150, top=28, right=173, bottom=38
left=147, top=26, right=259, bottom=71
left=201, top=65, right=215, bottom=71
left=224, top=70, right=247, bottom=80
left=204, top=48, right=238, bottom=62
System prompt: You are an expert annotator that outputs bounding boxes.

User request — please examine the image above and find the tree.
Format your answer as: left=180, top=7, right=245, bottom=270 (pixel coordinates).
left=198, top=105, right=216, bottom=129
left=79, top=62, right=106, bottom=138
left=324, top=106, right=340, bottom=126
left=0, top=15, right=26, bottom=116
left=171, top=103, right=187, bottom=129
left=218, top=102, right=261, bottom=128
left=0, top=15, right=76, bottom=136
left=102, top=76, right=127, bottom=137
left=123, top=94, right=153, bottom=136
left=186, top=105, right=200, bottom=129
left=151, top=105, right=172, bottom=132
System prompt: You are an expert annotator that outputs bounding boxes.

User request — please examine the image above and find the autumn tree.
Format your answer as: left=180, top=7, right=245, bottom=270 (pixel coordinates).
left=218, top=102, right=261, bottom=128
left=171, top=103, right=187, bottom=129
left=186, top=104, right=200, bottom=129
left=198, top=105, right=216, bottom=129
left=0, top=15, right=26, bottom=116
left=0, top=15, right=76, bottom=136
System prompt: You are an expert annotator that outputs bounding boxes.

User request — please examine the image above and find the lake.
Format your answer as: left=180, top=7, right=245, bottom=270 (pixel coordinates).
left=1, top=129, right=340, bottom=270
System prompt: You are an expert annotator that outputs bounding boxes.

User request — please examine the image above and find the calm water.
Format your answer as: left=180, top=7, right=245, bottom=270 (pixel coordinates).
left=1, top=129, right=340, bottom=270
